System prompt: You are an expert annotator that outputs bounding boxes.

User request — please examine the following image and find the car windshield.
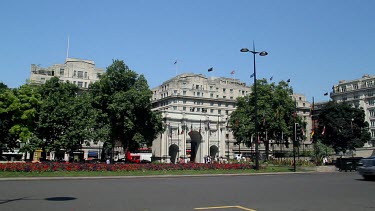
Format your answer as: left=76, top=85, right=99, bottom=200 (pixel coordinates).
left=361, top=159, right=375, bottom=167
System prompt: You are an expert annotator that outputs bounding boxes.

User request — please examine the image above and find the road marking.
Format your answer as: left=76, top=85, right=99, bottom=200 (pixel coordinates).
left=194, top=205, right=256, bottom=211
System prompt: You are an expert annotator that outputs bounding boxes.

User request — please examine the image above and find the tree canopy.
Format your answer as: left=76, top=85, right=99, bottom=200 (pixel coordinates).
left=89, top=60, right=163, bottom=153
left=318, top=101, right=370, bottom=153
left=229, top=79, right=303, bottom=157
left=0, top=84, right=42, bottom=155
left=27, top=77, right=96, bottom=153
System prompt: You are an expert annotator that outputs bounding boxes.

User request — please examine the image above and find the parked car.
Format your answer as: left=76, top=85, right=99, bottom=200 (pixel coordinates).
left=358, top=156, right=375, bottom=180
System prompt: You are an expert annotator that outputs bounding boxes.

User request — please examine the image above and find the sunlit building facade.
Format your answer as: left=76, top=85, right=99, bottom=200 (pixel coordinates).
left=331, top=74, right=375, bottom=147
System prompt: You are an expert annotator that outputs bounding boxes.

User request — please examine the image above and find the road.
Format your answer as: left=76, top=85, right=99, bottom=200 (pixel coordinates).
left=0, top=172, right=374, bottom=211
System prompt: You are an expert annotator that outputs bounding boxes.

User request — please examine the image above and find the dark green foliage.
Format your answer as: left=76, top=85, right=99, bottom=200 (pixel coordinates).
left=0, top=84, right=41, bottom=154
left=229, top=79, right=301, bottom=157
left=318, top=101, right=370, bottom=153
left=89, top=60, right=163, bottom=152
left=29, top=77, right=95, bottom=153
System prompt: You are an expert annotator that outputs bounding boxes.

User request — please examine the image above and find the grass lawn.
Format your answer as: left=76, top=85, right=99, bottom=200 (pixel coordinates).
left=0, top=166, right=306, bottom=178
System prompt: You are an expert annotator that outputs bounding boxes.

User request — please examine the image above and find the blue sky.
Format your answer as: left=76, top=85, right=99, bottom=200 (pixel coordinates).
left=1, top=0, right=374, bottom=102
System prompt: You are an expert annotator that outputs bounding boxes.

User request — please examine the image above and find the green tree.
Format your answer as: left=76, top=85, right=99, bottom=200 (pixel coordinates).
left=89, top=60, right=163, bottom=158
left=318, top=101, right=370, bottom=153
left=229, top=79, right=299, bottom=159
left=30, top=77, right=96, bottom=156
left=0, top=84, right=42, bottom=156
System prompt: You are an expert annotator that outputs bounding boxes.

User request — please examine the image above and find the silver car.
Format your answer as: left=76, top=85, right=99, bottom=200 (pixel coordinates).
left=358, top=156, right=375, bottom=180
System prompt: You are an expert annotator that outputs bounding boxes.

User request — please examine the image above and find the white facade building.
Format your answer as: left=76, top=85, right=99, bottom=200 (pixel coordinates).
left=29, top=58, right=105, bottom=88
left=151, top=73, right=251, bottom=163
left=293, top=93, right=314, bottom=146
left=150, top=73, right=314, bottom=163
left=331, top=74, right=375, bottom=147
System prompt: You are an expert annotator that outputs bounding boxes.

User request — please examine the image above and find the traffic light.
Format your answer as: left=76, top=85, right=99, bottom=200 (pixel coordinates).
left=296, top=124, right=302, bottom=140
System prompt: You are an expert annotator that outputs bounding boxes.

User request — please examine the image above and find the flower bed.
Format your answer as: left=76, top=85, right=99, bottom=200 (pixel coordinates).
left=0, top=162, right=255, bottom=172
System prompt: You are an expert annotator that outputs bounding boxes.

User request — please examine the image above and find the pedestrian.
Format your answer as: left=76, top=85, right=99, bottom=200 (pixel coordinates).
left=179, top=157, right=185, bottom=164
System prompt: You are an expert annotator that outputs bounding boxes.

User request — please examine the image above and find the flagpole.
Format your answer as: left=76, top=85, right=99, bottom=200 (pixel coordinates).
left=66, top=35, right=70, bottom=59
left=207, top=119, right=210, bottom=158
left=178, top=124, right=180, bottom=159
left=174, top=59, right=178, bottom=76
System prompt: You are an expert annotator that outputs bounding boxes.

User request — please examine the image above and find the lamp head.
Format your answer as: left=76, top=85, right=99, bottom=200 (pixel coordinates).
left=240, top=48, right=250, bottom=52
left=259, top=51, right=268, bottom=56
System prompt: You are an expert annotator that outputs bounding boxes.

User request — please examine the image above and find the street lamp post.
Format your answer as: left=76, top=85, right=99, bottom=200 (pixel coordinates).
left=241, top=43, right=268, bottom=170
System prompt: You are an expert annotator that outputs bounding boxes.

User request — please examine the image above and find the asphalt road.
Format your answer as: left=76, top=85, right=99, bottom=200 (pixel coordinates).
left=0, top=172, right=374, bottom=211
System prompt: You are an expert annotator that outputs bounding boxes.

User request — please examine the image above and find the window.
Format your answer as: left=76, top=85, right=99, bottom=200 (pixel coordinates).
left=218, top=109, right=222, bottom=114
left=77, top=71, right=83, bottom=79
left=242, top=91, right=245, bottom=95
left=225, top=110, right=229, bottom=115
left=368, top=99, right=375, bottom=106
left=216, top=95, right=219, bottom=98
left=210, top=86, right=213, bottom=90
left=183, top=100, right=186, bottom=104
left=210, top=93, right=213, bottom=98
left=210, top=102, right=214, bottom=106
left=230, top=89, right=233, bottom=94
left=196, top=85, right=199, bottom=89
left=225, top=104, right=228, bottom=107
left=371, top=120, right=375, bottom=127
left=173, top=99, right=177, bottom=103
left=197, top=108, right=201, bottom=112
left=223, top=96, right=226, bottom=99
left=197, top=92, right=200, bottom=96
left=84, top=72, right=88, bottom=79
left=78, top=81, right=83, bottom=87
left=230, top=97, right=233, bottom=99
left=370, top=109, right=375, bottom=117
left=183, top=91, right=186, bottom=95
left=60, top=68, right=64, bottom=75
left=84, top=82, right=87, bottom=88
left=173, top=106, right=177, bottom=110
left=368, top=91, right=374, bottom=97
left=353, top=83, right=358, bottom=89
left=340, top=86, right=346, bottom=92
left=174, top=90, right=177, bottom=94
left=210, top=109, right=214, bottom=114
left=218, top=102, right=221, bottom=107
left=73, top=70, right=77, bottom=77
left=223, top=88, right=226, bottom=93
left=183, top=107, right=186, bottom=111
